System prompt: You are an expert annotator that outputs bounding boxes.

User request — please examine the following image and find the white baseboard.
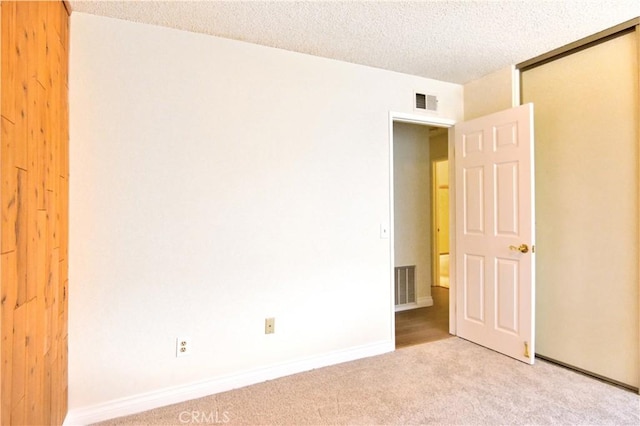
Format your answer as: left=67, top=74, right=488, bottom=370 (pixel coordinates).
left=63, top=340, right=394, bottom=425
left=394, top=296, right=434, bottom=312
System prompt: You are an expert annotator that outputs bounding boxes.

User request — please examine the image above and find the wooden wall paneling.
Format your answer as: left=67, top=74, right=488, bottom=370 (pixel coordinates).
left=25, top=196, right=38, bottom=303
left=59, top=1, right=70, bottom=421
left=50, top=263, right=63, bottom=420
left=47, top=249, right=60, bottom=357
left=24, top=92, right=44, bottom=305
left=49, top=49, right=60, bottom=194
left=58, top=5, right=69, bottom=414
left=0, top=0, right=3, bottom=415
left=13, top=1, right=29, bottom=171
left=50, top=361, right=60, bottom=426
left=1, top=1, right=3, bottom=415
left=49, top=1, right=62, bottom=44
left=60, top=334, right=67, bottom=418
left=24, top=13, right=39, bottom=308
left=58, top=174, right=67, bottom=268
left=1, top=117, right=16, bottom=253
left=57, top=181, right=66, bottom=363
left=60, top=3, right=68, bottom=89
left=58, top=257, right=66, bottom=317
left=0, top=2, right=3, bottom=417
left=47, top=189, right=59, bottom=272
left=24, top=3, right=37, bottom=91
left=36, top=83, right=47, bottom=208
left=25, top=298, right=33, bottom=423
left=50, top=338, right=62, bottom=425
left=42, top=253, right=56, bottom=426
left=35, top=209, right=47, bottom=298
left=10, top=301, right=26, bottom=422
left=58, top=72, right=68, bottom=179
left=1, top=2, right=69, bottom=423
left=48, top=175, right=58, bottom=249
left=10, top=393, right=24, bottom=426
left=51, top=334, right=68, bottom=425
left=47, top=98, right=57, bottom=195
left=1, top=251, right=17, bottom=425
left=1, top=1, right=15, bottom=124
left=41, top=92, right=52, bottom=202
left=35, top=4, right=49, bottom=91
left=15, top=168, right=26, bottom=306
left=42, top=349, right=52, bottom=426
left=24, top=298, right=40, bottom=425
left=34, top=222, right=47, bottom=426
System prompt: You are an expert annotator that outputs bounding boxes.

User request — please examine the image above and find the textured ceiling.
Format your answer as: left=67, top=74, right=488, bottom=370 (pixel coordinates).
left=68, top=0, right=640, bottom=84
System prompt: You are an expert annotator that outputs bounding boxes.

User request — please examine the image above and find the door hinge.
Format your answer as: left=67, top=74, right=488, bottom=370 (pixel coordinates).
left=532, top=245, right=535, bottom=253
left=524, top=341, right=530, bottom=358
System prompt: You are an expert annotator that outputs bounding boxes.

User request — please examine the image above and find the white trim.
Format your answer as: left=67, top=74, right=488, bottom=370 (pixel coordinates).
left=388, top=115, right=397, bottom=345
left=417, top=295, right=435, bottom=307
left=431, top=158, right=449, bottom=288
left=389, top=111, right=456, bottom=346
left=394, top=296, right=434, bottom=312
left=447, top=127, right=457, bottom=335
left=63, top=340, right=393, bottom=426
left=391, top=111, right=455, bottom=127
left=511, top=65, right=521, bottom=108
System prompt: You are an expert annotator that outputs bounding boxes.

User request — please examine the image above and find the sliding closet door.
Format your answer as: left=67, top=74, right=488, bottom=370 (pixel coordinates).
left=522, top=31, right=638, bottom=388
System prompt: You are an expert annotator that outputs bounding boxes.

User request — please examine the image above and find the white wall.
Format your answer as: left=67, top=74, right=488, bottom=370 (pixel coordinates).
left=393, top=123, right=432, bottom=306
left=68, top=13, right=463, bottom=422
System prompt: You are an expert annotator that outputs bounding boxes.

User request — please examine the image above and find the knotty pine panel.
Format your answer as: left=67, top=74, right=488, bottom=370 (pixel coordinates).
left=12, top=1, right=30, bottom=171
left=10, top=302, right=26, bottom=420
left=1, top=117, right=16, bottom=253
left=1, top=251, right=17, bottom=425
left=24, top=298, right=40, bottom=425
left=0, top=0, right=15, bottom=124
left=0, top=2, right=69, bottom=424
left=58, top=174, right=67, bottom=264
left=15, top=168, right=27, bottom=306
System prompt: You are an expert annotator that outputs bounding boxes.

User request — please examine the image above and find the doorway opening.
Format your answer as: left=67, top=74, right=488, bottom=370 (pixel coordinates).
left=391, top=120, right=451, bottom=348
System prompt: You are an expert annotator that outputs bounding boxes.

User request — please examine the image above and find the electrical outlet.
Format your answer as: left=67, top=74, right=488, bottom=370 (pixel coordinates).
left=265, top=318, right=275, bottom=334
left=176, top=337, right=191, bottom=357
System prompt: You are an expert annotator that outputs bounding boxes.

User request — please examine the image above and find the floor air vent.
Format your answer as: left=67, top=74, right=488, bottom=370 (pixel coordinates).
left=395, top=265, right=416, bottom=306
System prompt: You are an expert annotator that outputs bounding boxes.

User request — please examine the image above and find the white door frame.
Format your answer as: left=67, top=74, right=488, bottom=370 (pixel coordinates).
left=432, top=157, right=449, bottom=288
left=388, top=111, right=457, bottom=346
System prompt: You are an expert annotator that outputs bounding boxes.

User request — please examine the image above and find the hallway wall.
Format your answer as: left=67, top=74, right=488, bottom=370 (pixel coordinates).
left=393, top=122, right=433, bottom=307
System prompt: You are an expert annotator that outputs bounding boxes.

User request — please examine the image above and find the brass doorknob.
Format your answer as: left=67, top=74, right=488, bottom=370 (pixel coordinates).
left=509, top=244, right=529, bottom=253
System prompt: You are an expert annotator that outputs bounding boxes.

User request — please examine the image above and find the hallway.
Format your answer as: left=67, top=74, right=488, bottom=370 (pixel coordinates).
left=395, top=286, right=450, bottom=348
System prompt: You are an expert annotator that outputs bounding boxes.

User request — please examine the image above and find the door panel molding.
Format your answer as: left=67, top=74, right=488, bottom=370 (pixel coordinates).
left=454, top=103, right=535, bottom=364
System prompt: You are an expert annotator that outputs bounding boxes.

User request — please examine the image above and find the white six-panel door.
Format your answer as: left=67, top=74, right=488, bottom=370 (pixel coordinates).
left=455, top=104, right=535, bottom=364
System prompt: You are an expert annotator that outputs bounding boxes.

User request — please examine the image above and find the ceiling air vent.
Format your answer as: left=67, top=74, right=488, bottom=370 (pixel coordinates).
left=415, top=92, right=438, bottom=112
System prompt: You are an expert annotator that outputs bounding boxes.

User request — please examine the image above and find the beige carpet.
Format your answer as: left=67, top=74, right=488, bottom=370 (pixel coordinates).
left=96, top=337, right=640, bottom=425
